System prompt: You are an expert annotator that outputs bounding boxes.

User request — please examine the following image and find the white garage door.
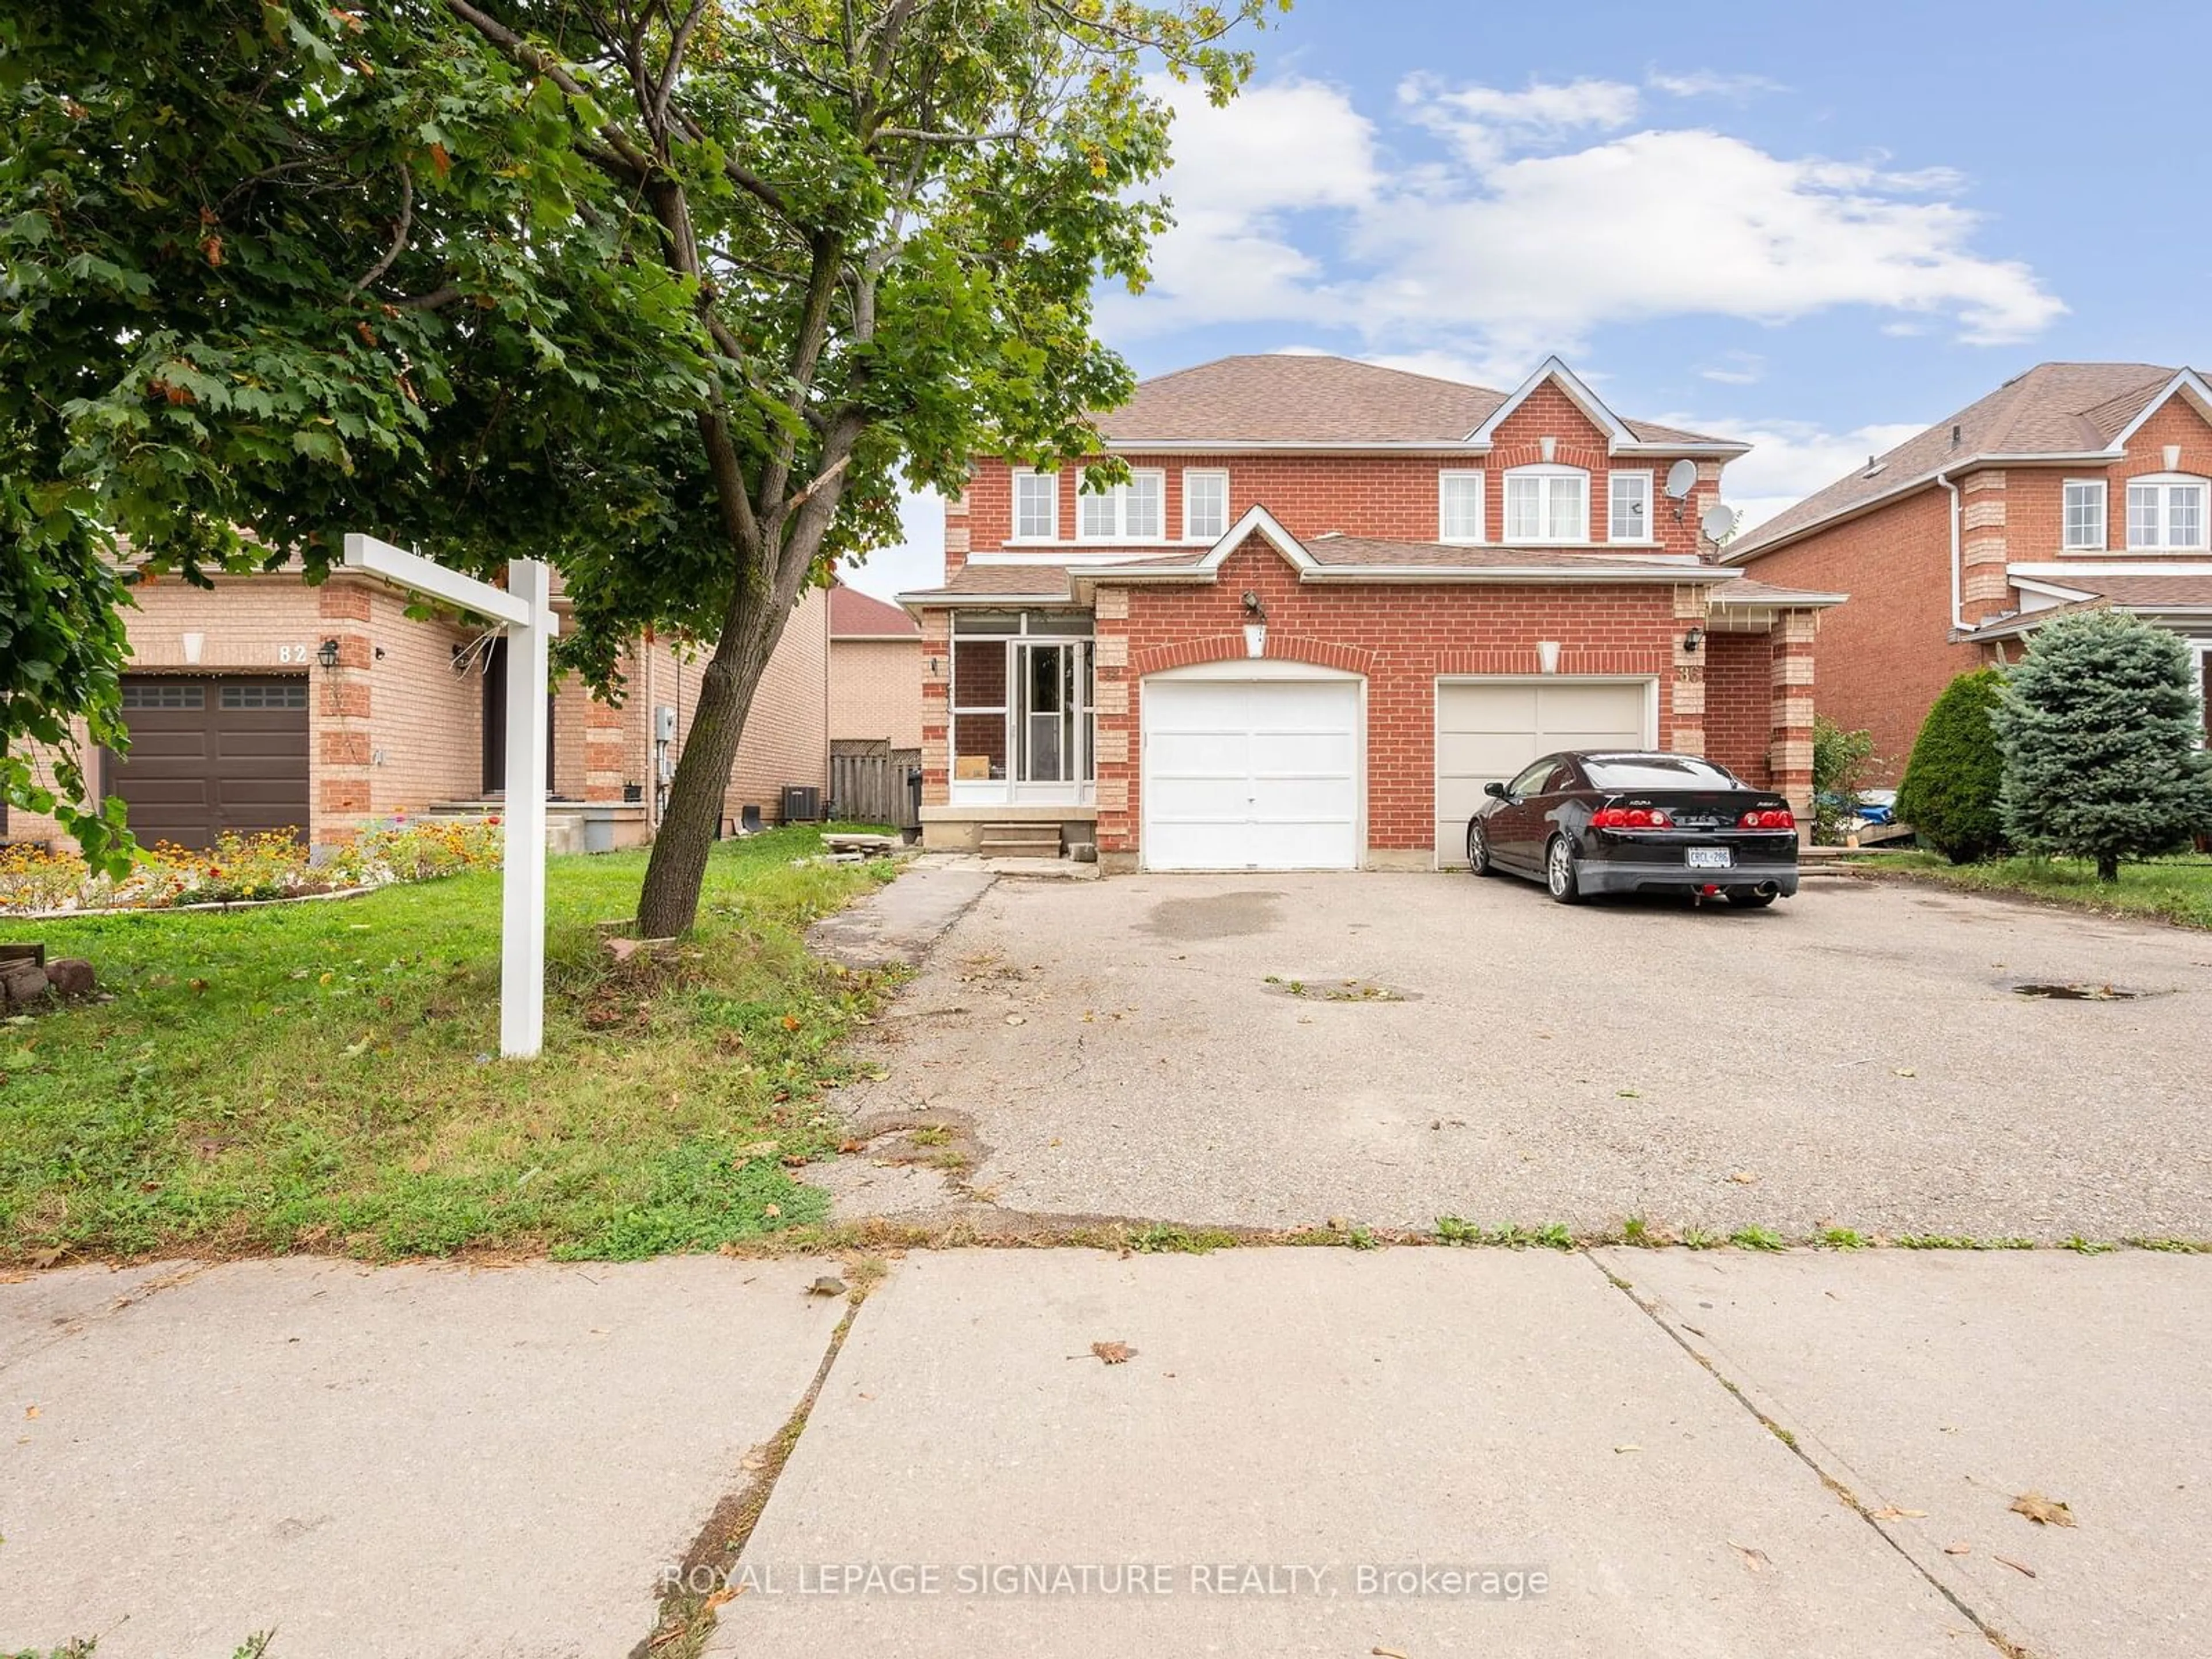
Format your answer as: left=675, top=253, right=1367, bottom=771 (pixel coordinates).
left=1434, top=678, right=1653, bottom=865
left=1142, top=675, right=1362, bottom=870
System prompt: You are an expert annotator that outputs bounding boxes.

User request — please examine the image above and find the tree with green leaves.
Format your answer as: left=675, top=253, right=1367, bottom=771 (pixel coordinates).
left=5, top=0, right=705, bottom=869
left=1894, top=666, right=2009, bottom=863
left=4, top=0, right=1278, bottom=932
left=1991, top=609, right=2212, bottom=882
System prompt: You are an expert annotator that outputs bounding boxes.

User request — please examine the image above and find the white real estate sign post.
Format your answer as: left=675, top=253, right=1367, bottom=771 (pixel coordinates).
left=340, top=534, right=558, bottom=1059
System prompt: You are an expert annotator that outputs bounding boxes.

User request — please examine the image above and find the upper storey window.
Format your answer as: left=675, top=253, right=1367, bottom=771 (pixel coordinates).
left=1012, top=471, right=1058, bottom=541
left=1608, top=471, right=1653, bottom=543
left=1503, top=465, right=1588, bottom=543
left=1438, top=470, right=1484, bottom=543
left=2062, top=480, right=2107, bottom=550
left=1183, top=469, right=1229, bottom=541
left=1078, top=468, right=1165, bottom=541
left=2126, top=475, right=2207, bottom=551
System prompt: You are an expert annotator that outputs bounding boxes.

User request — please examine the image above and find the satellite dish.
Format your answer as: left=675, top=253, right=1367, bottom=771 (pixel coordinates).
left=1700, top=503, right=1740, bottom=543
left=1664, top=459, right=1698, bottom=499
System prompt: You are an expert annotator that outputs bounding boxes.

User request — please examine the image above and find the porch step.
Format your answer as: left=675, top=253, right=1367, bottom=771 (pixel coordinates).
left=979, top=823, right=1064, bottom=859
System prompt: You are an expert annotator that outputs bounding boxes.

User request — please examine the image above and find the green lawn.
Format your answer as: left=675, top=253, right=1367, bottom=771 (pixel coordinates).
left=1863, top=850, right=2212, bottom=930
left=1, top=826, right=899, bottom=1264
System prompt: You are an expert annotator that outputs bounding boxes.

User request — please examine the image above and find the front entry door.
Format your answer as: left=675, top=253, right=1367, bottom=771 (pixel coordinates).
left=1013, top=641, right=1085, bottom=801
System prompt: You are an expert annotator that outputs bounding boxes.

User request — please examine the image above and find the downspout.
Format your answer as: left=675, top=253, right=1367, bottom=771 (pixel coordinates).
left=1936, top=471, right=1965, bottom=633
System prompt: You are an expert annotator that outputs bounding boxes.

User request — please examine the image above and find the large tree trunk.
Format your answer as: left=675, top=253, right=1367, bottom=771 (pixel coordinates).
left=634, top=596, right=778, bottom=938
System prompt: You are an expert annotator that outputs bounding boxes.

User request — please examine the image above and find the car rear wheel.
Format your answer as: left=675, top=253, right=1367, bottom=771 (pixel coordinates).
left=1727, top=888, right=1778, bottom=909
left=1544, top=836, right=1582, bottom=905
left=1466, top=820, right=1494, bottom=876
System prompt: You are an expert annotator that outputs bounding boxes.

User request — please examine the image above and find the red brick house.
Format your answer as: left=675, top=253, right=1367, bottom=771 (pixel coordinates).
left=1729, top=363, right=2212, bottom=780
left=901, top=354, right=1840, bottom=870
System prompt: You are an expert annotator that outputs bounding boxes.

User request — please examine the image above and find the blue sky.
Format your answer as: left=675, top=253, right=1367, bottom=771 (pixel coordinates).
left=846, top=0, right=2212, bottom=598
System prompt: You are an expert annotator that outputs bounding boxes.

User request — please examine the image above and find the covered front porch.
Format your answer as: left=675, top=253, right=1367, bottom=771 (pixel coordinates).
left=907, top=590, right=1101, bottom=854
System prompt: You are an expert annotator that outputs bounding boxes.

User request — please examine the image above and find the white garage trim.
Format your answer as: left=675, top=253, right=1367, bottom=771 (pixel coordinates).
left=1431, top=675, right=1658, bottom=870
left=1140, top=660, right=1367, bottom=872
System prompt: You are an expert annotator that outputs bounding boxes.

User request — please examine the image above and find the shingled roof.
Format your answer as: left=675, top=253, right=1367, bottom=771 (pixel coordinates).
left=1096, top=354, right=1738, bottom=450
left=828, top=582, right=920, bottom=638
left=1730, top=362, right=2192, bottom=560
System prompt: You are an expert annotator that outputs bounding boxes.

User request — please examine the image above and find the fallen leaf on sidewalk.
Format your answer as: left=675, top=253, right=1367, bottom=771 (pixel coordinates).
left=1373, top=1647, right=1410, bottom=1658
left=22, top=1406, right=36, bottom=1420
left=1089, top=1340, right=1135, bottom=1365
left=1893, top=1067, right=1916, bottom=1078
left=1869, top=1506, right=1927, bottom=1520
left=1995, top=1555, right=2038, bottom=1578
left=1944, top=1544, right=1971, bottom=1555
left=2010, top=1491, right=2076, bottom=1528
left=704, top=1584, right=744, bottom=1610
left=1728, top=1171, right=1759, bottom=1184
left=1613, top=1444, right=1642, bottom=1454
left=1729, top=1542, right=1771, bottom=1574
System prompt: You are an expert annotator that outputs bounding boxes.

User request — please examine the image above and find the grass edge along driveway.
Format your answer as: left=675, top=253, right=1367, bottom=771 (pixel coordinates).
left=1861, top=849, right=2212, bottom=930
left=2, top=827, right=899, bottom=1265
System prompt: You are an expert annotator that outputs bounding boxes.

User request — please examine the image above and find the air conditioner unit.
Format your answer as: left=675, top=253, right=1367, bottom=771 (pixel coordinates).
left=781, top=785, right=823, bottom=823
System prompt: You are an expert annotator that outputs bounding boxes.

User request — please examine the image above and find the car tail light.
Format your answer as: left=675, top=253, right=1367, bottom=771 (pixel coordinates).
left=1738, top=809, right=1796, bottom=830
left=1593, top=807, right=1673, bottom=830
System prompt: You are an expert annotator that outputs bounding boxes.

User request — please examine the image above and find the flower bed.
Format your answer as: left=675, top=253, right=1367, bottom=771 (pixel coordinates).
left=0, top=819, right=504, bottom=915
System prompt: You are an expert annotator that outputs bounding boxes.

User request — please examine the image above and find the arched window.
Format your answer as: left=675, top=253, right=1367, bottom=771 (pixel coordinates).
left=1502, top=464, right=1589, bottom=543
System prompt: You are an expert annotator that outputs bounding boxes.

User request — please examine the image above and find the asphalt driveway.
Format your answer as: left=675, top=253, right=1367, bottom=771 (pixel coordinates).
left=824, top=872, right=2211, bottom=1240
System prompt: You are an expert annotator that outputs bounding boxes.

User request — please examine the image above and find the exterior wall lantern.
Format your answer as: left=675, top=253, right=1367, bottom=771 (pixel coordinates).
left=1683, top=626, right=1705, bottom=654
left=1241, top=589, right=1267, bottom=658
left=316, top=637, right=342, bottom=672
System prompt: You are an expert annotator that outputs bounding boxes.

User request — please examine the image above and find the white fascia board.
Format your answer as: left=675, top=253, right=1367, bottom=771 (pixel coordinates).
left=895, top=590, right=1080, bottom=608
left=341, top=533, right=535, bottom=627
left=2107, top=369, right=2212, bottom=449
left=1468, top=355, right=1632, bottom=446
left=1297, top=565, right=1736, bottom=585
left=2009, top=560, right=2212, bottom=577
left=1709, top=586, right=1849, bottom=607
left=2009, top=577, right=2099, bottom=602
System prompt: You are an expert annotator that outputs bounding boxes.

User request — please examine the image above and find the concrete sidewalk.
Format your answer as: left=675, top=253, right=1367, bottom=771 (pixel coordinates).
left=5, top=1247, right=2205, bottom=1658
left=0, top=1256, right=842, bottom=1658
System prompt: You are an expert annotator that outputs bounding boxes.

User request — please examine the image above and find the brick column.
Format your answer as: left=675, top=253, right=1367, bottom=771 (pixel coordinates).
left=942, top=483, right=971, bottom=577
left=1769, top=609, right=1819, bottom=821
left=918, top=611, right=950, bottom=805
left=584, top=679, right=627, bottom=802
left=1666, top=585, right=1707, bottom=756
left=314, top=582, right=374, bottom=844
left=1091, top=586, right=1134, bottom=859
left=1961, top=471, right=2009, bottom=624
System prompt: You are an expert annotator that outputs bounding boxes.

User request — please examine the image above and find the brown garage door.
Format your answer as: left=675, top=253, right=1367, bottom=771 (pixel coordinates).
left=105, top=676, right=310, bottom=849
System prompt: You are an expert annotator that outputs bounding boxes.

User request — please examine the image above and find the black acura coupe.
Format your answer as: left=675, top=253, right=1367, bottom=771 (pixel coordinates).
left=1466, top=751, right=1800, bottom=907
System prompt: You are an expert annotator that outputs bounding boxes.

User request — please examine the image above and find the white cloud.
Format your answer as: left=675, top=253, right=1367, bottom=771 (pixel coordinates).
left=1679, top=416, right=1934, bottom=532
left=1647, top=69, right=1787, bottom=100
left=1699, top=351, right=1767, bottom=386
left=1403, top=73, right=1640, bottom=167
left=1113, top=74, right=2065, bottom=375
left=1116, top=76, right=1379, bottom=331
left=840, top=487, right=944, bottom=603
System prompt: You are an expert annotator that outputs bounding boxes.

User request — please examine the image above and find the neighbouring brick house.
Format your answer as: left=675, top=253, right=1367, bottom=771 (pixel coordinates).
left=1729, top=363, right=2212, bottom=780
left=828, top=583, right=924, bottom=749
left=900, top=354, right=1841, bottom=870
left=5, top=567, right=830, bottom=854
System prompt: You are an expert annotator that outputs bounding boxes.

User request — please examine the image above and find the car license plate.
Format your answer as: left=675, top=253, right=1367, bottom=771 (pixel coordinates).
left=1687, top=847, right=1733, bottom=869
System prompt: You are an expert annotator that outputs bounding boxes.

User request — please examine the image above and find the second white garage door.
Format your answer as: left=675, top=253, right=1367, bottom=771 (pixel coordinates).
left=1434, top=677, right=1653, bottom=865
left=1142, top=673, right=1362, bottom=871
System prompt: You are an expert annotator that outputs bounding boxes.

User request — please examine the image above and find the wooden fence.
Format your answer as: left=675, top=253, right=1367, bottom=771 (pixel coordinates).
left=830, top=740, right=922, bottom=829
